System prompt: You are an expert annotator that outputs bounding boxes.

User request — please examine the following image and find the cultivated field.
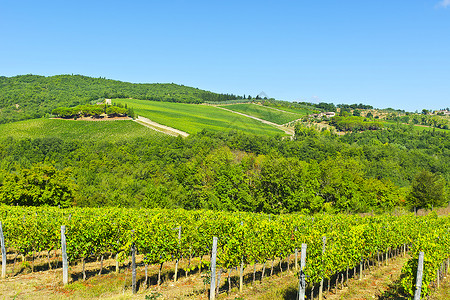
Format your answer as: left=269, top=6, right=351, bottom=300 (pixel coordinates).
left=219, top=103, right=304, bottom=125
left=259, top=104, right=316, bottom=116
left=114, top=99, right=287, bottom=136
left=0, top=118, right=163, bottom=142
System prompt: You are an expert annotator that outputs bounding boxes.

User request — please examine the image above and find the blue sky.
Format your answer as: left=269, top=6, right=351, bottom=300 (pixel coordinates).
left=1, top=0, right=449, bottom=112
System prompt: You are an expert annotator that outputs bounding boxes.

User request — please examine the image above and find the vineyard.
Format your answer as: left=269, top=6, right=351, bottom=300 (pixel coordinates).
left=0, top=205, right=449, bottom=299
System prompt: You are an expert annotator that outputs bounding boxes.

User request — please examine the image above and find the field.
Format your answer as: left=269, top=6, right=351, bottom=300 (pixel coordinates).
left=220, top=103, right=304, bottom=125
left=381, top=120, right=449, bottom=132
left=261, top=104, right=316, bottom=116
left=114, top=99, right=287, bottom=136
left=0, top=118, right=163, bottom=142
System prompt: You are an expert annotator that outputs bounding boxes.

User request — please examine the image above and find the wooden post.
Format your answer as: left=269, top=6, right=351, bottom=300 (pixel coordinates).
left=239, top=258, right=244, bottom=292
left=319, top=236, right=326, bottom=300
left=210, top=236, right=218, bottom=300
left=297, top=243, right=307, bottom=300
left=359, top=260, right=363, bottom=280
left=436, top=268, right=440, bottom=289
left=61, top=225, right=68, bottom=285
left=115, top=253, right=119, bottom=273
left=294, top=227, right=298, bottom=271
left=0, top=222, right=6, bottom=279
left=414, top=252, right=424, bottom=300
left=174, top=226, right=181, bottom=282
left=239, top=221, right=244, bottom=292
left=132, top=243, right=136, bottom=294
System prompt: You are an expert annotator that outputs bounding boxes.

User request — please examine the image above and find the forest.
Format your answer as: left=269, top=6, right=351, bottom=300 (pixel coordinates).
left=0, top=123, right=448, bottom=214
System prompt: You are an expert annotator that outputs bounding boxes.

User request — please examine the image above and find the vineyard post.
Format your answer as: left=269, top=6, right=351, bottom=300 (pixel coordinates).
left=0, top=222, right=6, bottom=279
left=359, top=259, right=363, bottom=280
left=174, top=226, right=181, bottom=282
left=414, top=251, right=424, bottom=300
left=210, top=236, right=218, bottom=300
left=319, top=236, right=326, bottom=300
left=61, top=225, right=68, bottom=285
left=437, top=268, right=440, bottom=289
left=297, top=243, right=307, bottom=300
left=239, top=221, right=243, bottom=292
left=132, top=242, right=136, bottom=294
left=294, top=227, right=298, bottom=271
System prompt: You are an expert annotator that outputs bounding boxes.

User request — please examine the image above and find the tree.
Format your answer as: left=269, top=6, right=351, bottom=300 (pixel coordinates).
left=352, top=110, right=361, bottom=116
left=406, top=170, right=446, bottom=209
left=0, top=165, right=77, bottom=207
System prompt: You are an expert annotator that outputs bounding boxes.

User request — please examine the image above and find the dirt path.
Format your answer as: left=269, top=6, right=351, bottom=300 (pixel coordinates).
left=324, top=256, right=409, bottom=300
left=216, top=106, right=295, bottom=136
left=134, top=116, right=189, bottom=137
left=2, top=252, right=448, bottom=299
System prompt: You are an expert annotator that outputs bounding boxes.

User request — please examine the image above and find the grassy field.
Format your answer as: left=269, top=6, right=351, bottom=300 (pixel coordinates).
left=220, top=103, right=303, bottom=125
left=115, top=99, right=286, bottom=136
left=381, top=120, right=449, bottom=132
left=261, top=104, right=316, bottom=116
left=1, top=118, right=163, bottom=142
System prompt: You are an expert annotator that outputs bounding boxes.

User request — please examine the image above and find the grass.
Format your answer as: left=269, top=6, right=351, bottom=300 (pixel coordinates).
left=220, top=103, right=303, bottom=125
left=381, top=120, right=449, bottom=132
left=262, top=104, right=316, bottom=116
left=115, top=98, right=286, bottom=136
left=0, top=118, right=163, bottom=142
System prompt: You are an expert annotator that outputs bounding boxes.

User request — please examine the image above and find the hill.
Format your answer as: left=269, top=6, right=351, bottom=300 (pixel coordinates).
left=115, top=98, right=287, bottom=136
left=0, top=74, right=242, bottom=124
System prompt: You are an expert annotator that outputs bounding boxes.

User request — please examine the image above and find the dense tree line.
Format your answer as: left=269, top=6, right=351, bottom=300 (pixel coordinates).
left=52, top=104, right=132, bottom=119
left=337, top=103, right=374, bottom=110
left=0, top=125, right=448, bottom=213
left=328, top=116, right=384, bottom=131
left=384, top=113, right=449, bottom=130
left=0, top=74, right=241, bottom=124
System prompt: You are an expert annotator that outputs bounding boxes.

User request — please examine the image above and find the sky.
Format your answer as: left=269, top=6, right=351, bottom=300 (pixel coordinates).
left=1, top=0, right=450, bottom=112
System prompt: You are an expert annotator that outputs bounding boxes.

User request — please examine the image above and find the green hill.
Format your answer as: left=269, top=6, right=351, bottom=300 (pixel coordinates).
left=0, top=74, right=242, bottom=124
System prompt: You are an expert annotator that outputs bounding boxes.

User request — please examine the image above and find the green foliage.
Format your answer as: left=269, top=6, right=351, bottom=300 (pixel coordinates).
left=0, top=165, right=77, bottom=207
left=406, top=170, right=446, bottom=209
left=0, top=74, right=241, bottom=124
left=400, top=214, right=450, bottom=297
left=329, top=116, right=383, bottom=132
left=145, top=293, right=162, bottom=300
left=0, top=205, right=446, bottom=293
left=0, top=121, right=449, bottom=213
left=52, top=104, right=128, bottom=119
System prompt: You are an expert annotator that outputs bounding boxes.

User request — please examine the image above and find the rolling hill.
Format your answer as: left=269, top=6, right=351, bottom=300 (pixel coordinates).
left=0, top=74, right=242, bottom=124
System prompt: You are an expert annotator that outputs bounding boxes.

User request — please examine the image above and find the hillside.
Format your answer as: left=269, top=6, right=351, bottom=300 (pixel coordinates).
left=115, top=98, right=287, bottom=136
left=0, top=118, right=162, bottom=142
left=0, top=74, right=241, bottom=124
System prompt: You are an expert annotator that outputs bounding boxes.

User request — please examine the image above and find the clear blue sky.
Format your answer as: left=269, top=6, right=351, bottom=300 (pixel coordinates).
left=1, top=0, right=450, bottom=112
